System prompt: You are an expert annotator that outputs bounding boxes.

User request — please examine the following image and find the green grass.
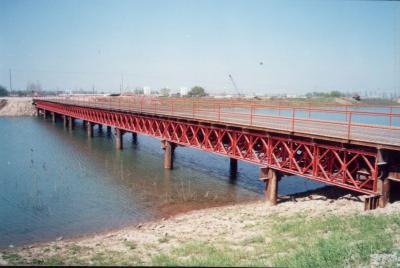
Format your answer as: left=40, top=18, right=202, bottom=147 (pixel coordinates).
left=271, top=214, right=400, bottom=267
left=150, top=213, right=400, bottom=267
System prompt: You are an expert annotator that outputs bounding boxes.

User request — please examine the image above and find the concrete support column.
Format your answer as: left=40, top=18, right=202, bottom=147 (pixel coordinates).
left=51, top=112, right=56, bottom=123
left=62, top=115, right=68, bottom=128
left=68, top=117, right=75, bottom=131
left=162, top=140, right=176, bottom=169
left=82, top=120, right=87, bottom=128
left=98, top=124, right=103, bottom=132
left=115, top=128, right=124, bottom=149
left=378, top=178, right=391, bottom=208
left=132, top=132, right=137, bottom=144
left=43, top=110, right=47, bottom=119
left=36, top=108, right=40, bottom=116
left=230, top=158, right=238, bottom=177
left=259, top=167, right=281, bottom=205
left=87, top=122, right=94, bottom=138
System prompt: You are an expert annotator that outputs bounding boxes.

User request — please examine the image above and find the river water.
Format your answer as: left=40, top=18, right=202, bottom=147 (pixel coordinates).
left=0, top=117, right=324, bottom=248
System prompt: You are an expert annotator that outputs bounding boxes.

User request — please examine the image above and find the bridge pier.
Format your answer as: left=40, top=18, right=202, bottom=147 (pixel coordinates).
left=87, top=122, right=94, bottom=138
left=162, top=140, right=176, bottom=169
left=115, top=128, right=124, bottom=149
left=43, top=110, right=47, bottom=119
left=98, top=124, right=103, bottom=132
left=260, top=167, right=281, bottom=205
left=82, top=120, right=87, bottom=129
left=51, top=112, right=56, bottom=123
left=132, top=132, right=137, bottom=144
left=230, top=158, right=238, bottom=178
left=62, top=115, right=68, bottom=128
left=68, top=117, right=75, bottom=130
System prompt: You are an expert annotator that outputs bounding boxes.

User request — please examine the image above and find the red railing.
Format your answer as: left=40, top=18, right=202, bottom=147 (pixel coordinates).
left=34, top=95, right=400, bottom=147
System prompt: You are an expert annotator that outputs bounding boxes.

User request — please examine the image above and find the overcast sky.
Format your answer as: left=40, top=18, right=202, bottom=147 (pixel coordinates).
left=0, top=0, right=399, bottom=95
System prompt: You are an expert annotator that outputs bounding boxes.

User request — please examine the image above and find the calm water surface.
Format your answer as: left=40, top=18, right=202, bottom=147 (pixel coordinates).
left=0, top=117, right=323, bottom=248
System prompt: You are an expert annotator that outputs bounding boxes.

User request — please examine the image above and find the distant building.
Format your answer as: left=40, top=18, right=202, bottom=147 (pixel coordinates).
left=143, top=87, right=151, bottom=96
left=180, top=87, right=188, bottom=97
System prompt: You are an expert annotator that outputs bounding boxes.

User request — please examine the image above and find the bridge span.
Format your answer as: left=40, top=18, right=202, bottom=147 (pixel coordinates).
left=34, top=96, right=400, bottom=210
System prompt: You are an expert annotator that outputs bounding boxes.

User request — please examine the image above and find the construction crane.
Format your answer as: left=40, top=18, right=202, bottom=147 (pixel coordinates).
left=228, top=74, right=242, bottom=97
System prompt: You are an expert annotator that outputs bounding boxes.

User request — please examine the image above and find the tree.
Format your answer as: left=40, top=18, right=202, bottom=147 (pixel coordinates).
left=26, top=81, right=42, bottom=92
left=0, top=85, right=9, bottom=96
left=159, top=88, right=170, bottom=97
left=188, top=86, right=208, bottom=97
left=133, top=87, right=144, bottom=95
left=329, top=90, right=343, bottom=98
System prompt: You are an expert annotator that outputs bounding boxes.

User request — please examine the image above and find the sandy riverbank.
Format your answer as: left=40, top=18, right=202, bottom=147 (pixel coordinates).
left=1, top=187, right=400, bottom=266
left=0, top=97, right=36, bottom=116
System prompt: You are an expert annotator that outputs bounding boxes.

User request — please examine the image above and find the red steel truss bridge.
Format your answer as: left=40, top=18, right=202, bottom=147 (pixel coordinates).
left=34, top=96, right=400, bottom=209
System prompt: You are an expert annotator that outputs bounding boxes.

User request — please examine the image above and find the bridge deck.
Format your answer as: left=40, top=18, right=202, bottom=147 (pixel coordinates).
left=39, top=97, right=400, bottom=150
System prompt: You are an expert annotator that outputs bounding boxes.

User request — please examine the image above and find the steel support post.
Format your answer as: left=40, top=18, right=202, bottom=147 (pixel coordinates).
left=132, top=132, right=137, bottom=144
left=162, top=140, right=176, bottom=169
left=87, top=121, right=93, bottom=138
left=260, top=167, right=281, bottom=205
left=378, top=178, right=391, bottom=208
left=115, top=128, right=123, bottom=149
left=230, top=158, right=238, bottom=177
left=62, top=115, right=67, bottom=128
left=68, top=117, right=74, bottom=131
left=51, top=112, right=56, bottom=123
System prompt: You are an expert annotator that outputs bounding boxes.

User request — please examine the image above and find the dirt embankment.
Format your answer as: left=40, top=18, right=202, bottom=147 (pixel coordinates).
left=0, top=97, right=36, bottom=116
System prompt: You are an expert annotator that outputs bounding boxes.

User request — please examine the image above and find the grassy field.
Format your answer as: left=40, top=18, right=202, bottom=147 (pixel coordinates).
left=2, top=210, right=400, bottom=267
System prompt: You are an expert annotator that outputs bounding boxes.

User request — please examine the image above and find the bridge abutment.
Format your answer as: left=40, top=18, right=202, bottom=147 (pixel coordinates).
left=115, top=128, right=124, bottom=149
left=162, top=140, right=176, bottom=169
left=260, top=167, right=281, bottom=205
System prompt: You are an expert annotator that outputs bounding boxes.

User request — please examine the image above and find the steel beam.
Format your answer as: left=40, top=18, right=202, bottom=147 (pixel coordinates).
left=35, top=101, right=381, bottom=196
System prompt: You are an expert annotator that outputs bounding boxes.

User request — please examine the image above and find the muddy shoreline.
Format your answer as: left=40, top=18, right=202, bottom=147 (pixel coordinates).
left=2, top=186, right=399, bottom=266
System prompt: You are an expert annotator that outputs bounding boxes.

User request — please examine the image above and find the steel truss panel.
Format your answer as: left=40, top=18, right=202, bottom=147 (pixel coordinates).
left=37, top=101, right=378, bottom=195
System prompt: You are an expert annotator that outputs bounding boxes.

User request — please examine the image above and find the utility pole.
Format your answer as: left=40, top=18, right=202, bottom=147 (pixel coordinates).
left=9, top=69, right=12, bottom=94
left=120, top=73, right=124, bottom=94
